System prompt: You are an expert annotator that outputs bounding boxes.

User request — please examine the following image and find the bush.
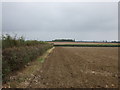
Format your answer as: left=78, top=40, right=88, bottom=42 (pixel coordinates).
left=2, top=34, right=49, bottom=49
left=2, top=34, right=53, bottom=80
left=2, top=44, right=53, bottom=79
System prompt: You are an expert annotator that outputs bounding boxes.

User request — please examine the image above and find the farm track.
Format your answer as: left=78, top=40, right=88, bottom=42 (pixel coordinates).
left=28, top=47, right=118, bottom=88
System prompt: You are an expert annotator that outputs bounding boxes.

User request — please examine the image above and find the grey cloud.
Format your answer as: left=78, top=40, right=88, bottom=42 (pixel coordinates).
left=2, top=2, right=118, bottom=41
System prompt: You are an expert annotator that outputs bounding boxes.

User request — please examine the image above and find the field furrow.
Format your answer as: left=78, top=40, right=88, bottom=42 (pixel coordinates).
left=28, top=47, right=118, bottom=88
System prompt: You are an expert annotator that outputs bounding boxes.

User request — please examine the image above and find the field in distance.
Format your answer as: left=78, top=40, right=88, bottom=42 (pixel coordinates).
left=48, top=42, right=118, bottom=45
left=48, top=42, right=119, bottom=47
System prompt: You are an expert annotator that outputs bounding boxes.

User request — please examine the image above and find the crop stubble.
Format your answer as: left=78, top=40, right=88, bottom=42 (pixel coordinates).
left=29, top=47, right=118, bottom=88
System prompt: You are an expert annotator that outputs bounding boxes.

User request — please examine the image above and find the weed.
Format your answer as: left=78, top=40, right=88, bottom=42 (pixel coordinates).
left=37, top=58, right=44, bottom=63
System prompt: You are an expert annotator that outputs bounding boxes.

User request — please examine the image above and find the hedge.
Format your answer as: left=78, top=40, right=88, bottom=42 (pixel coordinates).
left=2, top=44, right=53, bottom=80
left=54, top=44, right=120, bottom=47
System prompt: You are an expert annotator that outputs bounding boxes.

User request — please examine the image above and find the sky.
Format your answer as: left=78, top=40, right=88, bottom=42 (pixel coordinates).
left=2, top=2, right=118, bottom=41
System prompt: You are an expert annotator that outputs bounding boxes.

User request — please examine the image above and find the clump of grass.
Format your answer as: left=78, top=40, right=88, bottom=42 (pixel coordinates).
left=37, top=58, right=44, bottom=63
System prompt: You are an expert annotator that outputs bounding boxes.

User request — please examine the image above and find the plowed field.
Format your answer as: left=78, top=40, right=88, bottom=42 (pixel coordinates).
left=28, top=47, right=118, bottom=88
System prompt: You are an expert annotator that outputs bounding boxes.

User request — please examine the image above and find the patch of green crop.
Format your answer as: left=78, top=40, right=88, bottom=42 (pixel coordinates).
left=54, top=44, right=120, bottom=47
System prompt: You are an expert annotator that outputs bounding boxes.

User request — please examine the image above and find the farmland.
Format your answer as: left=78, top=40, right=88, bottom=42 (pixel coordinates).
left=2, top=38, right=119, bottom=88
left=48, top=41, right=119, bottom=45
left=48, top=42, right=120, bottom=47
left=2, top=1, right=119, bottom=89
left=27, top=47, right=118, bottom=88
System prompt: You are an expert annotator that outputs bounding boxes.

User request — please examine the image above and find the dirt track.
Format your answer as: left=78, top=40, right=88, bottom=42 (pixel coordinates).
left=28, top=47, right=118, bottom=88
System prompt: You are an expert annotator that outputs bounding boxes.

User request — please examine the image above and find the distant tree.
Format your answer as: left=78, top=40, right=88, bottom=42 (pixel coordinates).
left=52, top=39, right=75, bottom=42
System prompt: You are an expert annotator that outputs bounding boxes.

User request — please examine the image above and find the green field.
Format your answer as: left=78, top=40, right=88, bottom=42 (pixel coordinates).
left=54, top=44, right=120, bottom=47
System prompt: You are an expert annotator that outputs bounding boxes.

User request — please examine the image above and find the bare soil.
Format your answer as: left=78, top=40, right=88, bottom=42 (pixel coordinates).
left=28, top=47, right=118, bottom=88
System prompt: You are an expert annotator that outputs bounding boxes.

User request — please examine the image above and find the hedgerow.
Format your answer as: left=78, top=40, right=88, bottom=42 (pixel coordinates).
left=2, top=34, right=48, bottom=49
left=2, top=34, right=53, bottom=81
left=54, top=44, right=120, bottom=47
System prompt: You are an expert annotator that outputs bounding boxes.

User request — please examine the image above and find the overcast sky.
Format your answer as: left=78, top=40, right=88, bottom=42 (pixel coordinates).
left=2, top=2, right=118, bottom=41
